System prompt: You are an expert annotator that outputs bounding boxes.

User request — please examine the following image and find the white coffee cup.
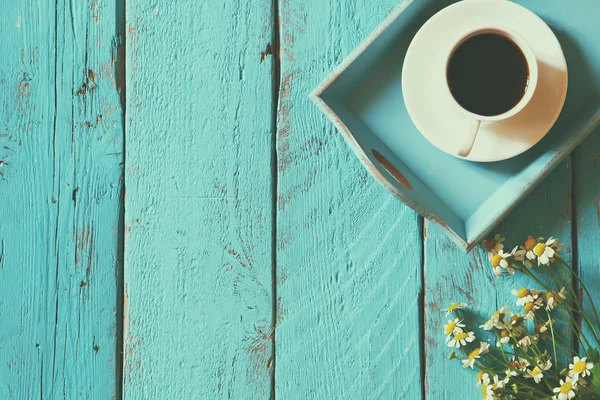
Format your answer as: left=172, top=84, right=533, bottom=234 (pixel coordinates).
left=446, top=27, right=539, bottom=157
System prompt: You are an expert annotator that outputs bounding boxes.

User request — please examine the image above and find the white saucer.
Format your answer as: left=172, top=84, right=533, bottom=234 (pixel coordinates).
left=402, top=0, right=568, bottom=162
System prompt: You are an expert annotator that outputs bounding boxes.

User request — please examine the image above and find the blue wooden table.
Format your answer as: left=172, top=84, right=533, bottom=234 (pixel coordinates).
left=1, top=0, right=599, bottom=398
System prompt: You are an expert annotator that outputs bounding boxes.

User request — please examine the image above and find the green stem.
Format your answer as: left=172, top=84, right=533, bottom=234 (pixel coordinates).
left=543, top=269, right=593, bottom=350
left=554, top=264, right=600, bottom=346
left=502, top=322, right=539, bottom=367
left=558, top=258, right=600, bottom=327
left=493, top=388, right=535, bottom=399
left=551, top=335, right=574, bottom=358
left=546, top=309, right=558, bottom=380
left=494, top=331, right=508, bottom=362
left=557, top=259, right=600, bottom=345
left=519, top=268, right=594, bottom=352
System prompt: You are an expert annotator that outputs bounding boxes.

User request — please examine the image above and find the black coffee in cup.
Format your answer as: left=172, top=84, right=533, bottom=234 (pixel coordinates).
left=446, top=33, right=530, bottom=117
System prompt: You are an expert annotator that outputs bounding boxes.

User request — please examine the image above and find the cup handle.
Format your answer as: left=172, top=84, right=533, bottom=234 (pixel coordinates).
left=457, top=119, right=481, bottom=157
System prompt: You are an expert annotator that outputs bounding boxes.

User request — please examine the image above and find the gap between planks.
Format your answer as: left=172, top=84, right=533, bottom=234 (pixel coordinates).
left=115, top=0, right=127, bottom=397
left=419, top=217, right=426, bottom=399
left=571, top=152, right=581, bottom=354
left=270, top=0, right=282, bottom=398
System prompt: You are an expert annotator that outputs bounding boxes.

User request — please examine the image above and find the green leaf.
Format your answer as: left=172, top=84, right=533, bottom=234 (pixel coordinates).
left=589, top=365, right=600, bottom=397
left=588, top=348, right=600, bottom=364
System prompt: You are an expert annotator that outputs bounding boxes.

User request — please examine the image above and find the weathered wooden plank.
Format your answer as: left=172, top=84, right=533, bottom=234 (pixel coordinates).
left=0, top=0, right=125, bottom=398
left=276, top=0, right=423, bottom=398
left=573, top=130, right=600, bottom=349
left=123, top=1, right=275, bottom=398
left=424, top=160, right=573, bottom=399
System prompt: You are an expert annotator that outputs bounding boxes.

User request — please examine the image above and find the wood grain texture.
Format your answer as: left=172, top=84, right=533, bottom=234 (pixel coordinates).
left=573, top=130, right=600, bottom=347
left=276, top=0, right=423, bottom=398
left=0, top=0, right=125, bottom=398
left=123, top=1, right=275, bottom=398
left=424, top=159, right=573, bottom=399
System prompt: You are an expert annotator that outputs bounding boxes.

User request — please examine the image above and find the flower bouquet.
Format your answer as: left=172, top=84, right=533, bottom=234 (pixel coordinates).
left=444, top=235, right=600, bottom=399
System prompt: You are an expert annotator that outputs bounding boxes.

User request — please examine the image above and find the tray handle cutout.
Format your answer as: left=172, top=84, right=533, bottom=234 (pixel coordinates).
left=371, top=149, right=413, bottom=190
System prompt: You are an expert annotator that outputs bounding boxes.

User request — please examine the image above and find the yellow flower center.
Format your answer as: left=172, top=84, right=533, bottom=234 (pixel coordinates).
left=501, top=329, right=510, bottom=338
left=482, top=385, right=488, bottom=398
left=454, top=332, right=468, bottom=341
left=524, top=302, right=535, bottom=313
left=477, top=370, right=485, bottom=381
left=518, top=288, right=530, bottom=298
left=560, top=382, right=573, bottom=394
left=445, top=321, right=457, bottom=335
left=468, top=348, right=481, bottom=360
left=546, top=291, right=556, bottom=301
left=534, top=243, right=546, bottom=257
left=491, top=254, right=502, bottom=267
left=574, top=361, right=587, bottom=373
left=531, top=367, right=541, bottom=377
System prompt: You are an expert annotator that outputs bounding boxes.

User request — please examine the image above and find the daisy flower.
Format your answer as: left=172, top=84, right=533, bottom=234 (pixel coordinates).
left=526, top=366, right=545, bottom=383
left=540, top=359, right=553, bottom=370
left=553, top=377, right=577, bottom=400
left=505, top=368, right=517, bottom=378
left=517, top=334, right=537, bottom=351
left=512, top=288, right=534, bottom=307
left=524, top=299, right=540, bottom=314
left=523, top=235, right=541, bottom=258
left=531, top=237, right=557, bottom=265
left=447, top=331, right=475, bottom=348
left=513, top=248, right=532, bottom=269
left=516, top=235, right=542, bottom=268
left=491, top=374, right=508, bottom=389
left=481, top=382, right=494, bottom=400
left=525, top=360, right=552, bottom=384
left=535, top=320, right=555, bottom=340
left=517, top=357, right=530, bottom=371
left=510, top=315, right=526, bottom=328
left=524, top=302, right=542, bottom=321
left=444, top=318, right=465, bottom=342
left=499, top=329, right=511, bottom=344
left=480, top=305, right=512, bottom=330
left=462, top=342, right=490, bottom=369
left=488, top=248, right=515, bottom=275
left=445, top=302, right=467, bottom=316
left=546, top=288, right=567, bottom=311
left=518, top=334, right=531, bottom=350
left=482, top=233, right=505, bottom=252
left=507, top=356, right=529, bottom=372
left=476, top=371, right=489, bottom=388
left=549, top=238, right=566, bottom=257
left=569, top=356, right=594, bottom=379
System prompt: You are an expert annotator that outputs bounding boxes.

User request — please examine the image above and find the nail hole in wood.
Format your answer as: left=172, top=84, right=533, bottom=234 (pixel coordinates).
left=371, top=149, right=413, bottom=190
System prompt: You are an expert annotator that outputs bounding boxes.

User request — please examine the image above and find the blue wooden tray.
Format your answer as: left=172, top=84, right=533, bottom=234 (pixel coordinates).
left=310, top=0, right=600, bottom=252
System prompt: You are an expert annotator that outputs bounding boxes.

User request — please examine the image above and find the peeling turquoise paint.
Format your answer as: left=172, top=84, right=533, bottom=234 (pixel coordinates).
left=0, top=0, right=125, bottom=398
